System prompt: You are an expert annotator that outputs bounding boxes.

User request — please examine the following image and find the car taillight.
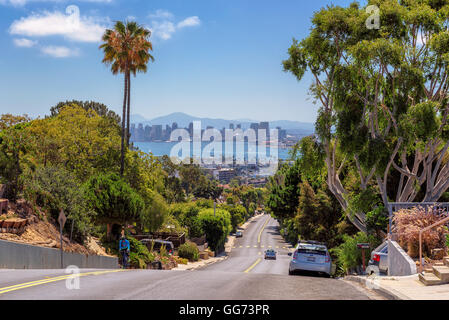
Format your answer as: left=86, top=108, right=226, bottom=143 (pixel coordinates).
left=293, top=251, right=298, bottom=259
left=325, top=253, right=330, bottom=263
left=373, top=254, right=380, bottom=262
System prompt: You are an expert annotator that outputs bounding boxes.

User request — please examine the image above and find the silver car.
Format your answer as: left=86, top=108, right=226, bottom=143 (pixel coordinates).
left=367, top=241, right=388, bottom=275
left=288, top=242, right=332, bottom=277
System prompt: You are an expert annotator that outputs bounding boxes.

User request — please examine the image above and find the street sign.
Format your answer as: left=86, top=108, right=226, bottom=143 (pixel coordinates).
left=357, top=243, right=370, bottom=249
left=58, top=209, right=67, bottom=228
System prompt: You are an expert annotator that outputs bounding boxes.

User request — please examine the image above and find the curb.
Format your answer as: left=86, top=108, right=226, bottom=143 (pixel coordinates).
left=344, top=275, right=411, bottom=300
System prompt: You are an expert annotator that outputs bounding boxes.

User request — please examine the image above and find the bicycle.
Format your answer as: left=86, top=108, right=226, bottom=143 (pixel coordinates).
left=120, top=249, right=129, bottom=269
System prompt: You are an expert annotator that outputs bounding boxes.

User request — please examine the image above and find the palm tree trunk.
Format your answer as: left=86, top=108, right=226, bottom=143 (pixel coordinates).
left=120, top=69, right=128, bottom=177
left=126, top=71, right=131, bottom=146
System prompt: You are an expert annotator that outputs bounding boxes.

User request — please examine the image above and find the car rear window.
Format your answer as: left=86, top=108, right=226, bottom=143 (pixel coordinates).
left=297, top=249, right=326, bottom=255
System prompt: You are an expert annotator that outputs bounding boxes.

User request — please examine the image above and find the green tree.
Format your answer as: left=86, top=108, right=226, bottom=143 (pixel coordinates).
left=27, top=105, right=121, bottom=181
left=283, top=0, right=449, bottom=231
left=84, top=173, right=144, bottom=240
left=23, top=166, right=93, bottom=242
left=100, top=20, right=154, bottom=175
left=0, top=116, right=33, bottom=200
left=198, top=208, right=231, bottom=252
left=50, top=100, right=121, bottom=126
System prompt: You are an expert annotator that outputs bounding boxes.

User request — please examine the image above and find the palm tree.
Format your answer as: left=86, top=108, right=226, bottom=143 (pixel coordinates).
left=99, top=21, right=154, bottom=176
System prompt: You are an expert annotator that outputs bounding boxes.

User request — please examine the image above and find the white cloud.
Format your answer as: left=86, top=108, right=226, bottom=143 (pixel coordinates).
left=149, top=9, right=174, bottom=20
left=41, top=45, right=78, bottom=58
left=9, top=10, right=107, bottom=42
left=148, top=9, right=201, bottom=40
left=150, top=21, right=176, bottom=40
left=177, top=16, right=200, bottom=29
left=13, top=38, right=37, bottom=47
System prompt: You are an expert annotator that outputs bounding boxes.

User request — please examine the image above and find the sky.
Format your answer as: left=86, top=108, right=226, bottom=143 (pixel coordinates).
left=0, top=0, right=357, bottom=123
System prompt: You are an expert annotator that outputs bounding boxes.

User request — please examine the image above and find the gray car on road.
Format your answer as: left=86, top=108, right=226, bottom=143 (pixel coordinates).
left=367, top=241, right=388, bottom=275
left=288, top=242, right=332, bottom=277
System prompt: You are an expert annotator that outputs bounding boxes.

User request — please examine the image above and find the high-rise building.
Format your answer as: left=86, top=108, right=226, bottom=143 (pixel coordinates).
left=137, top=124, right=145, bottom=141
left=250, top=123, right=259, bottom=131
left=236, top=124, right=242, bottom=129
left=259, top=122, right=270, bottom=141
left=229, top=123, right=234, bottom=130
left=172, top=122, right=178, bottom=131
left=165, top=125, right=172, bottom=140
left=152, top=125, right=163, bottom=140
left=144, top=125, right=152, bottom=141
left=188, top=122, right=194, bottom=137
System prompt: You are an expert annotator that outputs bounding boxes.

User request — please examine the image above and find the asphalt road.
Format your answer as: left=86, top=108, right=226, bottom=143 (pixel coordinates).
left=0, top=214, right=375, bottom=300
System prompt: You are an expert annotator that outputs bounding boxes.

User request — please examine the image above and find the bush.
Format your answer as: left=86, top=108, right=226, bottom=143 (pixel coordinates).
left=23, top=166, right=93, bottom=243
left=84, top=173, right=144, bottom=225
left=178, top=242, right=199, bottom=262
left=332, top=232, right=380, bottom=275
left=393, top=206, right=447, bottom=258
left=198, top=208, right=231, bottom=252
left=174, top=256, right=189, bottom=265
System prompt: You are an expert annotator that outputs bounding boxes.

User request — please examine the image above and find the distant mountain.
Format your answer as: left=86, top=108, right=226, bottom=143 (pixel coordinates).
left=130, top=112, right=314, bottom=134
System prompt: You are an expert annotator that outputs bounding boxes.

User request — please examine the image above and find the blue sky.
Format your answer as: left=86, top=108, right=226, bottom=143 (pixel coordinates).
left=0, top=0, right=357, bottom=123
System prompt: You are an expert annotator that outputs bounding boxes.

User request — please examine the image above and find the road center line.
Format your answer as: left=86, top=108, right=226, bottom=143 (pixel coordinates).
left=244, top=258, right=261, bottom=273
left=257, top=217, right=270, bottom=243
left=0, top=270, right=124, bottom=295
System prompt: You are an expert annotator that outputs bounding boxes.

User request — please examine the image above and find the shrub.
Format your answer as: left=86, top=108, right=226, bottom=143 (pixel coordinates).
left=198, top=208, right=231, bottom=252
left=332, top=232, right=380, bottom=274
left=393, top=206, right=447, bottom=258
left=84, top=173, right=144, bottom=225
left=178, top=242, right=199, bottom=262
left=174, top=256, right=189, bottom=265
left=22, top=166, right=93, bottom=242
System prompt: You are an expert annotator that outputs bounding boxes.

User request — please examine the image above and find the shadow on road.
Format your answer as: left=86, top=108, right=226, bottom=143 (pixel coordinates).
left=290, top=270, right=331, bottom=278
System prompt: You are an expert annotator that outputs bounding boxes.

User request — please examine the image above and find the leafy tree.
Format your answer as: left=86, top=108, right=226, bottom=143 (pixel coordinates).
left=169, top=202, right=203, bottom=237
left=140, top=190, right=169, bottom=233
left=198, top=208, right=231, bottom=252
left=23, top=166, right=93, bottom=242
left=193, top=178, right=223, bottom=200
left=266, top=160, right=302, bottom=223
left=0, top=116, right=34, bottom=200
left=27, top=105, right=121, bottom=181
left=221, top=204, right=247, bottom=232
left=50, top=100, right=121, bottom=126
left=283, top=0, right=449, bottom=231
left=84, top=173, right=144, bottom=240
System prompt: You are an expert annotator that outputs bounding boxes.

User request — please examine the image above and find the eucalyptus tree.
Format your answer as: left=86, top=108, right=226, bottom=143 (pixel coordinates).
left=283, top=0, right=449, bottom=231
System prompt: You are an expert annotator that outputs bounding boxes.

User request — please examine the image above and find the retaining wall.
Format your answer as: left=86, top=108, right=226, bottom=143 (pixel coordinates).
left=388, top=240, right=417, bottom=276
left=0, top=239, right=118, bottom=269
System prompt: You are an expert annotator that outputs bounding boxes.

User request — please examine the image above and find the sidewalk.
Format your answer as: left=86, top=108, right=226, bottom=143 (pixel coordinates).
left=173, top=213, right=265, bottom=271
left=172, top=254, right=228, bottom=271
left=346, top=274, right=449, bottom=300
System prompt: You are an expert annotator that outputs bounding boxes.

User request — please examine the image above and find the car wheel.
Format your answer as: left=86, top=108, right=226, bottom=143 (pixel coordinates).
left=288, top=269, right=293, bottom=275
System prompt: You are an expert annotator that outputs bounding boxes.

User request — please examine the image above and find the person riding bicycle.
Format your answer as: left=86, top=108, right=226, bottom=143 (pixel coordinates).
left=119, top=236, right=130, bottom=269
